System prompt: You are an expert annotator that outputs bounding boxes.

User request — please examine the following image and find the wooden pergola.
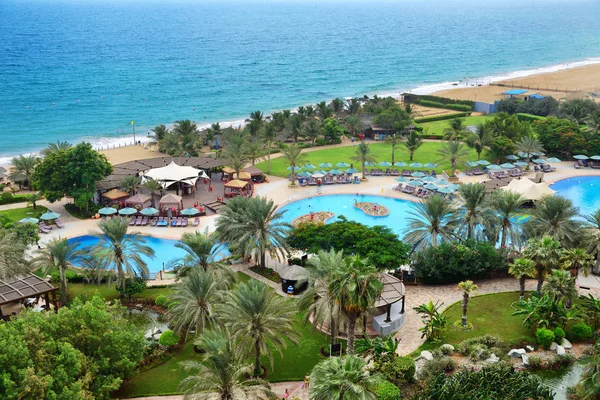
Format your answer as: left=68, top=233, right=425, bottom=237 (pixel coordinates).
left=0, top=274, right=58, bottom=319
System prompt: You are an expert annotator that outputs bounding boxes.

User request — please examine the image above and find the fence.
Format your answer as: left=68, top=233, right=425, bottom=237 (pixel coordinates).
left=490, top=82, right=581, bottom=94
left=93, top=141, right=146, bottom=152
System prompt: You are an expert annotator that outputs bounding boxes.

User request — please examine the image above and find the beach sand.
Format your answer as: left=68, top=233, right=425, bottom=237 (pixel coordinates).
left=432, top=63, right=600, bottom=104
left=99, top=144, right=167, bottom=165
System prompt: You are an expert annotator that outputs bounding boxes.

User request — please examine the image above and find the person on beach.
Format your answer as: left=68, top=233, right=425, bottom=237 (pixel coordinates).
left=282, top=389, right=289, bottom=399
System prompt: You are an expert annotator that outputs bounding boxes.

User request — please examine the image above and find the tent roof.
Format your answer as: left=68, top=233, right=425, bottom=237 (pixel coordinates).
left=159, top=193, right=182, bottom=205
left=278, top=264, right=308, bottom=280
left=126, top=193, right=151, bottom=205
left=0, top=274, right=57, bottom=306
left=224, top=179, right=249, bottom=189
left=245, top=166, right=264, bottom=176
left=500, top=178, right=555, bottom=201
left=143, top=161, right=200, bottom=188
left=101, top=188, right=129, bottom=200
left=375, top=273, right=405, bottom=307
left=237, top=171, right=252, bottom=180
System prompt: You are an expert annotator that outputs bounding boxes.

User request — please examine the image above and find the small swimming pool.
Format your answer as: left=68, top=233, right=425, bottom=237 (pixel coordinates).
left=67, top=235, right=230, bottom=277
left=550, top=176, right=600, bottom=217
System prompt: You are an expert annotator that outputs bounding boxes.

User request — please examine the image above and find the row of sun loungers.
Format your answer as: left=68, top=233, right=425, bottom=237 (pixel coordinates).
left=393, top=184, right=433, bottom=198
left=126, top=216, right=201, bottom=228
left=534, top=165, right=556, bottom=173
left=298, top=175, right=360, bottom=186
left=400, top=170, right=437, bottom=177
left=574, top=161, right=600, bottom=169
left=39, top=219, right=65, bottom=234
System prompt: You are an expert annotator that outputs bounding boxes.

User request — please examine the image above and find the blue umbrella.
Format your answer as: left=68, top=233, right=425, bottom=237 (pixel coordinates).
left=424, top=183, right=438, bottom=190
left=19, top=217, right=39, bottom=224
left=395, top=176, right=409, bottom=182
left=476, top=160, right=490, bottom=166
left=424, top=162, right=438, bottom=169
left=336, top=162, right=350, bottom=168
left=394, top=161, right=408, bottom=167
left=365, top=161, right=377, bottom=167
left=434, top=179, right=450, bottom=185
left=487, top=164, right=503, bottom=170
left=140, top=207, right=159, bottom=216
left=118, top=207, right=137, bottom=216
left=500, top=163, right=515, bottom=169
left=378, top=161, right=392, bottom=167
left=448, top=184, right=460, bottom=191
left=531, top=152, right=545, bottom=156
left=180, top=208, right=200, bottom=216
left=345, top=168, right=359, bottom=174
left=505, top=155, right=519, bottom=160
left=466, top=161, right=479, bottom=167
left=287, top=166, right=301, bottom=171
left=546, top=157, right=562, bottom=163
left=411, top=171, right=425, bottom=178
left=313, top=170, right=326, bottom=176
left=533, top=159, right=546, bottom=164
left=422, top=176, right=436, bottom=182
left=589, top=156, right=600, bottom=161
left=297, top=171, right=312, bottom=177
left=574, top=154, right=589, bottom=160
left=411, top=180, right=424, bottom=187
left=409, top=162, right=423, bottom=168
left=303, top=163, right=316, bottom=170
left=98, top=207, right=117, bottom=215
left=319, top=162, right=333, bottom=168
left=328, top=169, right=343, bottom=175
left=514, top=161, right=528, bottom=167
left=438, top=186, right=456, bottom=194
left=40, top=211, right=61, bottom=220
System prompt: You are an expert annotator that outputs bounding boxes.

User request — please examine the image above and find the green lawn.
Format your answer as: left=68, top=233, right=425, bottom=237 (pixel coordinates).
left=419, top=115, right=492, bottom=136
left=0, top=205, right=49, bottom=223
left=441, top=291, right=535, bottom=345
left=66, top=283, right=173, bottom=304
left=256, top=141, right=478, bottom=177
left=117, top=272, right=330, bottom=397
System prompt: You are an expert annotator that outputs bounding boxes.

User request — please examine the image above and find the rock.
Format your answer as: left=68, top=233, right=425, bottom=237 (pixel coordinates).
left=486, top=353, right=499, bottom=363
left=550, top=342, right=558, bottom=350
left=522, top=354, right=529, bottom=366
left=420, top=350, right=434, bottom=361
left=441, top=344, right=455, bottom=352
left=556, top=345, right=565, bottom=355
left=561, top=338, right=572, bottom=349
left=508, top=349, right=526, bottom=358
left=526, top=345, right=535, bottom=352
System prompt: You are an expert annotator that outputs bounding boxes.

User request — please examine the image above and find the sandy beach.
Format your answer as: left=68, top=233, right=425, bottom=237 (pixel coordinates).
left=432, top=63, right=600, bottom=104
left=99, top=144, right=168, bottom=165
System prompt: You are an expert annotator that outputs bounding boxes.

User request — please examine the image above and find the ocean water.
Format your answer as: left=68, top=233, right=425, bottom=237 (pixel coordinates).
left=1, top=0, right=600, bottom=162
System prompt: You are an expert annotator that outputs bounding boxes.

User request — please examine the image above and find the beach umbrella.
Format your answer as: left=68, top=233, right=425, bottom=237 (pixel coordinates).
left=312, top=172, right=325, bottom=178
left=394, top=161, right=408, bottom=167
left=180, top=208, right=200, bottom=216
left=476, top=160, right=490, bottom=166
left=434, top=178, right=450, bottom=186
left=335, top=162, right=349, bottom=168
left=506, top=155, right=519, bottom=160
left=395, top=176, right=409, bottom=182
left=303, top=163, right=316, bottom=170
left=514, top=161, right=529, bottom=167
left=574, top=154, right=589, bottom=160
left=19, top=217, right=39, bottom=224
left=438, top=186, right=456, bottom=194
left=590, top=156, right=600, bottom=161
left=313, top=170, right=326, bottom=176
left=533, top=159, right=546, bottom=164
left=422, top=176, right=436, bottom=182
left=140, top=207, right=159, bottom=216
left=487, top=164, right=502, bottom=170
left=319, top=162, right=333, bottom=168
left=118, top=207, right=137, bottom=216
left=466, top=161, right=479, bottom=167
left=297, top=171, right=312, bottom=177
left=424, top=183, right=438, bottom=190
left=448, top=184, right=460, bottom=191
left=500, top=163, right=515, bottom=169
left=98, top=207, right=117, bottom=216
left=531, top=152, right=545, bottom=157
left=345, top=168, right=359, bottom=174
left=365, top=161, right=377, bottom=167
left=409, top=162, right=423, bottom=168
left=40, top=211, right=61, bottom=220
left=329, top=169, right=343, bottom=175
left=424, top=162, right=438, bottom=169
left=546, top=157, right=562, bottom=163
left=378, top=161, right=392, bottom=167
left=411, top=180, right=424, bottom=187
left=287, top=166, right=301, bottom=171
left=411, top=171, right=425, bottom=178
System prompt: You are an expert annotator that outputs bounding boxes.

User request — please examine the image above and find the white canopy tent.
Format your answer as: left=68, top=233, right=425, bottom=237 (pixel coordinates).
left=500, top=178, right=555, bottom=201
left=142, top=161, right=205, bottom=189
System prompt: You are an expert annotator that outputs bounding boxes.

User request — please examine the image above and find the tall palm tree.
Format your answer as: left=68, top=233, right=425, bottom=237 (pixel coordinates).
left=141, top=178, right=162, bottom=207
left=149, top=124, right=169, bottom=144
left=223, top=129, right=249, bottom=179
left=245, top=110, right=264, bottom=137
left=176, top=230, right=223, bottom=271
left=457, top=280, right=478, bottom=327
left=465, top=123, right=493, bottom=160
left=526, top=195, right=580, bottom=248
left=286, top=114, right=303, bottom=142
left=245, top=140, right=264, bottom=166
left=281, top=144, right=308, bottom=185
left=543, top=269, right=578, bottom=308
left=352, top=141, right=376, bottom=180
left=10, top=154, right=38, bottom=189
left=384, top=133, right=402, bottom=166
left=443, top=118, right=467, bottom=140
left=522, top=236, right=562, bottom=295
left=316, top=101, right=333, bottom=120
left=561, top=248, right=594, bottom=277
left=330, top=98, right=345, bottom=114
left=302, top=119, right=321, bottom=146
left=40, top=140, right=72, bottom=157
left=260, top=122, right=277, bottom=174
left=309, top=356, right=382, bottom=400
left=173, top=119, right=200, bottom=137
left=437, top=140, right=470, bottom=172
left=119, top=175, right=140, bottom=196
left=491, top=190, right=526, bottom=248
left=218, top=280, right=298, bottom=377
left=0, top=233, right=30, bottom=280
left=92, top=218, right=155, bottom=291
left=298, top=249, right=344, bottom=350
left=402, top=131, right=423, bottom=161
left=455, top=183, right=492, bottom=241
left=585, top=209, right=600, bottom=274
left=509, top=258, right=536, bottom=300
left=345, top=98, right=361, bottom=115
left=179, top=329, right=274, bottom=400
left=515, top=136, right=545, bottom=164
left=403, top=194, right=458, bottom=250
left=215, top=196, right=290, bottom=269
left=345, top=115, right=364, bottom=137
left=328, top=256, right=382, bottom=355
left=169, top=269, right=227, bottom=340
left=32, top=238, right=83, bottom=305
left=584, top=110, right=600, bottom=137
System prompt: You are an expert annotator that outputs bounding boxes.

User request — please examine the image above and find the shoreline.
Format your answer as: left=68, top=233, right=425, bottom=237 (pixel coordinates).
left=2, top=57, right=600, bottom=167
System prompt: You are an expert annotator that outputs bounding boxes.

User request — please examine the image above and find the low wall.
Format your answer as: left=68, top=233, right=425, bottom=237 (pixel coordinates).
left=372, top=302, right=406, bottom=336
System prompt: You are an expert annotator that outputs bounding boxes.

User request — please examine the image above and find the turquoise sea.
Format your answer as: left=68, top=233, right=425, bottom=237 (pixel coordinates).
left=1, top=0, right=600, bottom=162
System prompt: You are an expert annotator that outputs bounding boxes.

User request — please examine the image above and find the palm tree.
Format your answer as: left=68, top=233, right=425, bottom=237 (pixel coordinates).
left=345, top=115, right=364, bottom=138
left=352, top=141, right=376, bottom=180
left=168, top=269, right=227, bottom=340
left=218, top=280, right=298, bottom=377
left=455, top=183, right=492, bottom=241
left=0, top=233, right=30, bottom=280
left=298, top=249, right=344, bottom=350
left=543, top=269, right=578, bottom=308
left=215, top=196, right=290, bottom=269
left=457, top=280, right=478, bottom=327
left=176, top=230, right=223, bottom=271
left=92, top=218, right=155, bottom=291
left=149, top=124, right=169, bottom=144
left=141, top=178, right=162, bottom=207
left=223, top=129, right=249, bottom=179
left=384, top=133, right=402, bottom=166
left=515, top=136, right=545, bottom=164
left=286, top=114, right=303, bottom=142
left=584, top=110, right=600, bottom=137
left=491, top=190, right=526, bottom=248
left=345, top=98, right=361, bottom=115
left=179, top=329, right=274, bottom=400
left=330, top=98, right=345, bottom=114
left=10, top=154, right=38, bottom=189
left=437, top=140, right=470, bottom=172
left=40, top=141, right=72, bottom=157
left=402, top=131, right=423, bottom=161
left=329, top=256, right=382, bottom=355
left=526, top=195, right=580, bottom=248
left=465, top=123, right=493, bottom=160
left=246, top=110, right=264, bottom=137
left=443, top=118, right=467, bottom=140
left=27, top=192, right=41, bottom=210
left=281, top=143, right=308, bottom=185
left=32, top=238, right=83, bottom=305
left=316, top=101, right=333, bottom=120
left=561, top=248, right=594, bottom=278
left=119, top=175, right=140, bottom=196
left=403, top=194, right=458, bottom=250
left=245, top=140, right=264, bottom=166
left=309, top=356, right=382, bottom=400
left=302, top=119, right=321, bottom=146
left=522, top=236, right=562, bottom=295
left=173, top=120, right=201, bottom=156
left=585, top=209, right=600, bottom=274
left=260, top=122, right=277, bottom=174
left=509, top=258, right=535, bottom=300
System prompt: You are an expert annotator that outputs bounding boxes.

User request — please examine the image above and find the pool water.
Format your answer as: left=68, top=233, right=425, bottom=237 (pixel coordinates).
left=550, top=176, right=600, bottom=217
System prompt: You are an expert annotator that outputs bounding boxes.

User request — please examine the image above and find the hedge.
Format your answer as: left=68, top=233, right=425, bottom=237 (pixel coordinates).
left=402, top=93, right=475, bottom=107
left=418, top=100, right=473, bottom=112
left=414, top=112, right=472, bottom=124
left=516, top=113, right=546, bottom=123
left=0, top=194, right=30, bottom=205
left=372, top=380, right=401, bottom=400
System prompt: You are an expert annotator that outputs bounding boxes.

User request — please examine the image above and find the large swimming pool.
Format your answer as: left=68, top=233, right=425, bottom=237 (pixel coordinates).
left=550, top=176, right=600, bottom=217
left=67, top=235, right=230, bottom=277
left=279, top=194, right=414, bottom=235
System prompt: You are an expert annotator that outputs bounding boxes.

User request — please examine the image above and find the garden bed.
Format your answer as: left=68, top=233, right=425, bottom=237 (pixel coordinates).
left=249, top=266, right=281, bottom=283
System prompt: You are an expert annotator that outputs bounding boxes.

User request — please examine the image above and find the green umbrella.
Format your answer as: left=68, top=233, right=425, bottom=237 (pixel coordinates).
left=506, top=155, right=519, bottom=160
left=140, top=207, right=159, bottom=216
left=476, top=160, right=490, bottom=166
left=500, top=163, right=515, bottom=169
left=411, top=180, right=424, bottom=187
left=19, top=217, right=39, bottom=224
left=466, top=161, right=479, bottom=167
left=409, top=162, right=423, bottom=168
left=424, top=183, right=438, bottom=190
left=98, top=207, right=117, bottom=215
left=287, top=166, right=301, bottom=171
left=546, top=157, right=562, bottom=163
left=118, top=208, right=138, bottom=216
left=336, top=162, right=350, bottom=168
left=487, top=164, right=503, bottom=170
left=514, top=161, right=528, bottom=167
left=328, top=169, right=343, bottom=175
left=533, top=159, right=546, bottom=164
left=345, top=168, right=359, bottom=174
left=435, top=179, right=450, bottom=185
left=313, top=170, right=326, bottom=176
left=438, top=186, right=456, bottom=194
left=40, top=211, right=61, bottom=220
left=297, top=171, right=312, bottom=177
left=319, top=162, right=333, bottom=168
left=424, top=162, right=438, bottom=169
left=395, top=176, right=409, bottom=182
left=422, top=176, right=436, bottom=182
left=589, top=156, right=600, bottom=161
left=180, top=208, right=200, bottom=216
left=574, top=154, right=589, bottom=160
left=394, top=161, right=408, bottom=167
left=304, top=164, right=316, bottom=170
left=365, top=161, right=377, bottom=167
left=378, top=161, right=392, bottom=167
left=411, top=171, right=425, bottom=178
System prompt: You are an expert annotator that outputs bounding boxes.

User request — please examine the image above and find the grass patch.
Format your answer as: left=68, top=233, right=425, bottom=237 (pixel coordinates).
left=0, top=205, right=49, bottom=223
left=441, top=291, right=535, bottom=345
left=255, top=141, right=478, bottom=177
left=419, top=115, right=492, bottom=137
left=66, top=283, right=173, bottom=304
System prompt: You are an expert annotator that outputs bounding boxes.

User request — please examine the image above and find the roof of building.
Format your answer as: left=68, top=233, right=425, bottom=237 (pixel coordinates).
left=375, top=273, right=405, bottom=307
left=101, top=188, right=129, bottom=200
left=503, top=89, right=529, bottom=95
left=244, top=166, right=264, bottom=176
left=224, top=179, right=250, bottom=189
left=0, top=274, right=57, bottom=306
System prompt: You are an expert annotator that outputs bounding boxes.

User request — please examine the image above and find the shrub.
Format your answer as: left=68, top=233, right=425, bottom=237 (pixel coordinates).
left=536, top=328, right=555, bottom=349
left=0, top=192, right=13, bottom=202
left=418, top=100, right=472, bottom=112
left=548, top=353, right=575, bottom=369
left=158, top=330, right=179, bottom=347
left=376, top=356, right=416, bottom=385
left=528, top=355, right=543, bottom=369
left=419, top=356, right=457, bottom=380
left=439, top=346, right=453, bottom=356
left=402, top=93, right=474, bottom=107
left=553, top=327, right=566, bottom=343
left=155, top=295, right=169, bottom=307
left=395, top=356, right=416, bottom=383
left=413, top=112, right=471, bottom=124
left=314, top=137, right=327, bottom=146
left=569, top=322, right=593, bottom=342
left=372, top=380, right=401, bottom=400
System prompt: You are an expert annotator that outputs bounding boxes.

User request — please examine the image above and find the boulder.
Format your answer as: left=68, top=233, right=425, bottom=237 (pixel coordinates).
left=550, top=342, right=558, bottom=351
left=486, top=353, right=499, bottom=363
left=508, top=349, right=526, bottom=358
left=420, top=350, right=434, bottom=361
left=561, top=338, right=573, bottom=349
left=556, top=345, right=565, bottom=356
left=526, top=345, right=535, bottom=352
left=522, top=354, right=529, bottom=366
left=441, top=344, right=455, bottom=352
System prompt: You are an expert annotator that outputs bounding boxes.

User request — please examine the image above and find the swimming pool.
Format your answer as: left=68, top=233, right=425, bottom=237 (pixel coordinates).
left=550, top=176, right=600, bottom=217
left=279, top=194, right=415, bottom=235
left=67, top=235, right=230, bottom=277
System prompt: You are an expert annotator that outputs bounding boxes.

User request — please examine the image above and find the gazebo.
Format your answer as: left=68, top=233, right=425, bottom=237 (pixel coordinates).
left=125, top=193, right=151, bottom=208
left=500, top=178, right=555, bottom=201
left=224, top=179, right=253, bottom=198
left=142, top=161, right=203, bottom=194
left=101, top=188, right=129, bottom=203
left=159, top=193, right=183, bottom=211
left=245, top=166, right=266, bottom=183
left=0, top=274, right=58, bottom=320
left=371, top=273, right=406, bottom=336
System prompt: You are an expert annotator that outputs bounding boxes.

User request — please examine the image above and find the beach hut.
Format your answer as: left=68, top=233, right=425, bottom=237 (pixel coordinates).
left=159, top=193, right=183, bottom=210
left=125, top=193, right=151, bottom=208
left=224, top=179, right=253, bottom=198
left=244, top=166, right=266, bottom=183
left=101, top=188, right=129, bottom=203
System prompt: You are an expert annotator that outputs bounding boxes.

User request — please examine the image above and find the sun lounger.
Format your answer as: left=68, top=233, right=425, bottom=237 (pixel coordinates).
left=192, top=217, right=200, bottom=227
left=472, top=168, right=484, bottom=175
left=160, top=218, right=169, bottom=227
left=39, top=224, right=51, bottom=234
left=543, top=165, right=555, bottom=172
left=136, top=216, right=144, bottom=226
left=150, top=217, right=157, bottom=226
left=391, top=170, right=400, bottom=176
left=55, top=219, right=64, bottom=228
left=141, top=217, right=148, bottom=226
left=496, top=171, right=508, bottom=179
left=182, top=218, right=189, bottom=227
left=171, top=218, right=178, bottom=227
left=129, top=217, right=137, bottom=226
